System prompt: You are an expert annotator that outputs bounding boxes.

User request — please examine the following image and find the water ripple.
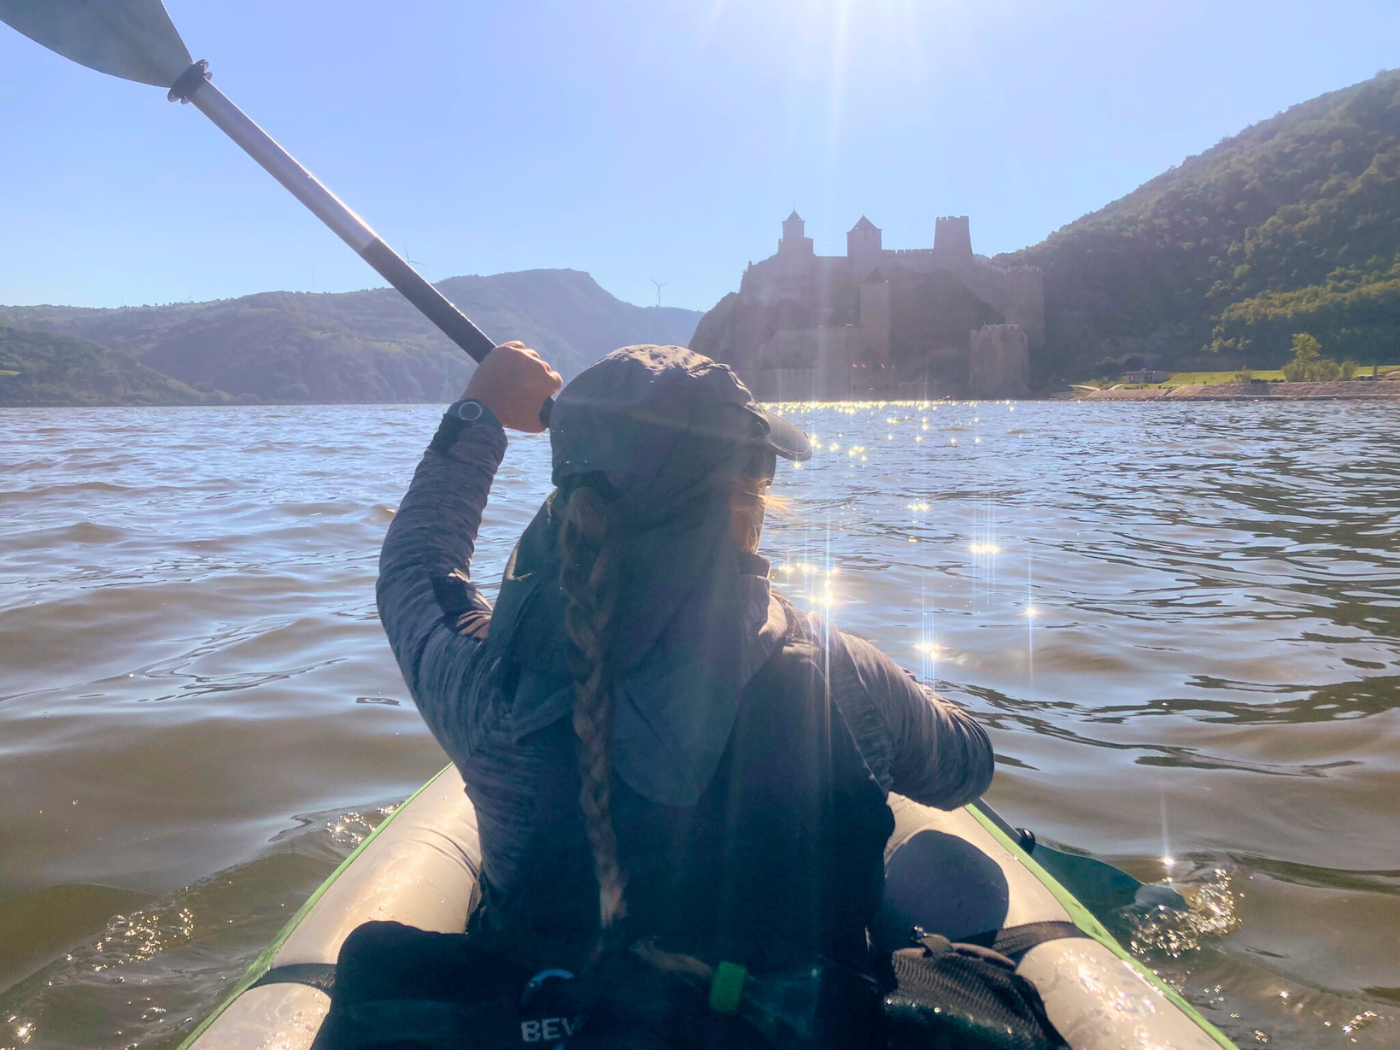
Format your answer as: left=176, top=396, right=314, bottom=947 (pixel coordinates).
left=1, top=401, right=1398, bottom=1048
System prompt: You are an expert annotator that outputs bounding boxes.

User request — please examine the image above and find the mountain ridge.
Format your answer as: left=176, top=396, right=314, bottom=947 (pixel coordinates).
left=1001, top=68, right=1400, bottom=380
left=3, top=269, right=701, bottom=404
left=0, top=322, right=212, bottom=407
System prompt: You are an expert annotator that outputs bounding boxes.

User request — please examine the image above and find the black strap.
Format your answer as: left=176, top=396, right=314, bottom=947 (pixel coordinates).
left=248, top=962, right=338, bottom=995
left=988, top=921, right=1090, bottom=963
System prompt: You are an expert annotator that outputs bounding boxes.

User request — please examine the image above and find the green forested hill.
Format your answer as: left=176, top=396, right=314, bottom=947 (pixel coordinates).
left=0, top=322, right=209, bottom=407
left=4, top=270, right=700, bottom=404
left=1006, top=69, right=1400, bottom=381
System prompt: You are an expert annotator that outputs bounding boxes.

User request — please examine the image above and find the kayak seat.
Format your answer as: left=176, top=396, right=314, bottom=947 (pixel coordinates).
left=872, top=829, right=1009, bottom=954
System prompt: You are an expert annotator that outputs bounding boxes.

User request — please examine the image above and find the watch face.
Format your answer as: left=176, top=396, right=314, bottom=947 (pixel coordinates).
left=456, top=400, right=484, bottom=422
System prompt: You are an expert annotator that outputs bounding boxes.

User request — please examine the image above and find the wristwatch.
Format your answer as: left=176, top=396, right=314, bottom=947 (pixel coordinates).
left=430, top=398, right=503, bottom=454
left=445, top=398, right=501, bottom=430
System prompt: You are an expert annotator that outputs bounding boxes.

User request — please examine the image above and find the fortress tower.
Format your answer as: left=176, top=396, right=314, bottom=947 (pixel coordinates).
left=933, top=215, right=973, bottom=259
left=779, top=210, right=814, bottom=255
left=847, top=216, right=883, bottom=276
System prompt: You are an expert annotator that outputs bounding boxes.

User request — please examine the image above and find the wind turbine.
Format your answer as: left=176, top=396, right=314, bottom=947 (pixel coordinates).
left=650, top=277, right=670, bottom=308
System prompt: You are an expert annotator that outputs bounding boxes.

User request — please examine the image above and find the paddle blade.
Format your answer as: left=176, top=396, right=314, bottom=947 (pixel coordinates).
left=0, top=0, right=190, bottom=87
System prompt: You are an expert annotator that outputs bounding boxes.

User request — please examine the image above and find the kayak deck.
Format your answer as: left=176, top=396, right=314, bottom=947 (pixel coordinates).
left=181, top=766, right=1234, bottom=1050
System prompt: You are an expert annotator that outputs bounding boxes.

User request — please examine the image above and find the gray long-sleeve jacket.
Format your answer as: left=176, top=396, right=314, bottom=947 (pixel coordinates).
left=377, top=420, right=994, bottom=911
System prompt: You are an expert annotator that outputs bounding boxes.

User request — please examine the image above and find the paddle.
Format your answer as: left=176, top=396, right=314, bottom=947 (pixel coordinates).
left=0, top=0, right=553, bottom=425
left=971, top=798, right=1186, bottom=916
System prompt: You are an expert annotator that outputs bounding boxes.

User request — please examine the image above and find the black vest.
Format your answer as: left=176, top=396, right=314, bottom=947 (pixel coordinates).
left=484, top=632, right=896, bottom=973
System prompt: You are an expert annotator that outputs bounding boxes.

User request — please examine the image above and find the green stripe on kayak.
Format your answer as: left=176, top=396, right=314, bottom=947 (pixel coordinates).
left=176, top=766, right=454, bottom=1049
left=964, top=803, right=1238, bottom=1050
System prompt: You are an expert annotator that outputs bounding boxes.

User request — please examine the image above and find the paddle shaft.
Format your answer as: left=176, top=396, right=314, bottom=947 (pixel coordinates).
left=176, top=67, right=554, bottom=423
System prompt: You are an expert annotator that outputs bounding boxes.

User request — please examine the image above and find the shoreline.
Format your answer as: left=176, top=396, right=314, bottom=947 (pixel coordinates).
left=1076, top=379, right=1400, bottom=402
left=7, top=379, right=1400, bottom=409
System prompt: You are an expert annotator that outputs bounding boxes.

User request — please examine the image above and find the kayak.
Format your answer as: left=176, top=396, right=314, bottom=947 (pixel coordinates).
left=178, top=766, right=1236, bottom=1050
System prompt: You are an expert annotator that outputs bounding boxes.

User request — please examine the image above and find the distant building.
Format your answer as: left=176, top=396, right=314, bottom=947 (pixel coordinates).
left=1123, top=369, right=1169, bottom=384
left=696, top=213, right=1045, bottom=399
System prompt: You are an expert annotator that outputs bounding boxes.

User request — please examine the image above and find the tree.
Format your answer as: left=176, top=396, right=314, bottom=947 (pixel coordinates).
left=1291, top=332, right=1321, bottom=364
left=1282, top=332, right=1342, bottom=381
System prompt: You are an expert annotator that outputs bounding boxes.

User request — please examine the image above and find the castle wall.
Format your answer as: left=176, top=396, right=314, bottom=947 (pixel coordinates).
left=751, top=314, right=894, bottom=400
left=741, top=253, right=846, bottom=306
left=722, top=213, right=1046, bottom=397
left=868, top=224, right=1045, bottom=347
left=858, top=279, right=891, bottom=364
left=816, top=326, right=865, bottom=396
left=922, top=253, right=1045, bottom=348
left=766, top=367, right=818, bottom=401
left=969, top=324, right=1030, bottom=398
left=755, top=325, right=864, bottom=398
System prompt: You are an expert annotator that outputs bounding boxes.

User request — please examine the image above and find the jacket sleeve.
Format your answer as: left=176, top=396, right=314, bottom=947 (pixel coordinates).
left=826, top=624, right=994, bottom=810
left=376, top=420, right=507, bottom=741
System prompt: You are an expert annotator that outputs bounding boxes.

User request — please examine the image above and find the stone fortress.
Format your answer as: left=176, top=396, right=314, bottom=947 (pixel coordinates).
left=691, top=213, right=1044, bottom=399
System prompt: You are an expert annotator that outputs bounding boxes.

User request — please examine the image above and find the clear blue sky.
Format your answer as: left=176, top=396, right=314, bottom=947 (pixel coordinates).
left=1, top=1, right=1395, bottom=313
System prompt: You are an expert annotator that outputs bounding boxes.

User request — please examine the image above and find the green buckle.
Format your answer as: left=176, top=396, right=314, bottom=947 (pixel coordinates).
left=708, top=960, right=748, bottom=1015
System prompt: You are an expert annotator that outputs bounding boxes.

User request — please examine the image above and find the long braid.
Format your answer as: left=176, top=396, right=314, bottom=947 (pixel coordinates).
left=558, top=482, right=627, bottom=935
left=555, top=449, right=774, bottom=946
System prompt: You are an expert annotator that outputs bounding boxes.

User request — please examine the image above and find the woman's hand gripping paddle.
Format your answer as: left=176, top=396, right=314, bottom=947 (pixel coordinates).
left=0, top=0, right=556, bottom=426
left=464, top=341, right=563, bottom=434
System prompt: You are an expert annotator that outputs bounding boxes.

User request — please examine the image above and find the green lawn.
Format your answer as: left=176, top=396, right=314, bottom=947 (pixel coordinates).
left=1154, top=369, right=1285, bottom=387
left=1075, top=370, right=1282, bottom=390
left=1082, top=363, right=1400, bottom=390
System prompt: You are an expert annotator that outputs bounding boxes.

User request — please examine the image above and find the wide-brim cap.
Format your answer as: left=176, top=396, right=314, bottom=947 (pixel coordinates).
left=549, top=345, right=811, bottom=489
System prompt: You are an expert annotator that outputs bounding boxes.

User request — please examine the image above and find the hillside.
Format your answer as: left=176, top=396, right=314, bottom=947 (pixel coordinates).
left=1005, top=69, right=1400, bottom=382
left=0, top=322, right=209, bottom=407
left=3, top=270, right=700, bottom=404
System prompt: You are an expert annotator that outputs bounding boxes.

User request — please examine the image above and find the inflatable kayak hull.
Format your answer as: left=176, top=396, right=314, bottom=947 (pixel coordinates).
left=179, top=767, right=1235, bottom=1050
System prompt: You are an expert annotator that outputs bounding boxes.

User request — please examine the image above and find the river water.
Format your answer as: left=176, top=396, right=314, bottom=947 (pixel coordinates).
left=2, top=401, right=1397, bottom=1049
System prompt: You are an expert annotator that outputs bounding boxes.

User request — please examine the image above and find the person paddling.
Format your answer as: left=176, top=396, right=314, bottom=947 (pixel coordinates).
left=364, top=341, right=994, bottom=1046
